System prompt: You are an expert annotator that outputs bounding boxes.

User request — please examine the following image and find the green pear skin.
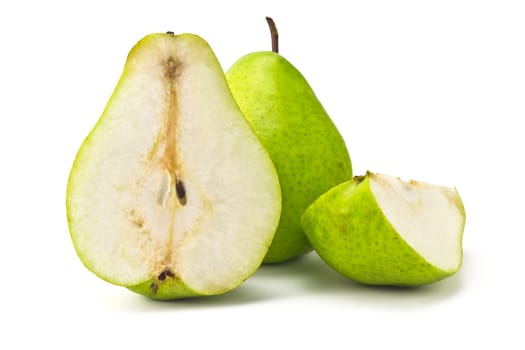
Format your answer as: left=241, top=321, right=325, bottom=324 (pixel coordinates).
left=301, top=174, right=466, bottom=286
left=227, top=53, right=352, bottom=263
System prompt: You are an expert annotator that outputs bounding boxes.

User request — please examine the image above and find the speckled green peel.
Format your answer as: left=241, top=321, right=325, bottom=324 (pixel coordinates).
left=227, top=51, right=352, bottom=263
left=301, top=173, right=466, bottom=286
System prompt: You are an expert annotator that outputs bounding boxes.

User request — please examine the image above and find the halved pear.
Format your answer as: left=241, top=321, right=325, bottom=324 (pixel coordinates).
left=226, top=18, right=352, bottom=263
left=301, top=172, right=466, bottom=286
left=66, top=33, right=281, bottom=299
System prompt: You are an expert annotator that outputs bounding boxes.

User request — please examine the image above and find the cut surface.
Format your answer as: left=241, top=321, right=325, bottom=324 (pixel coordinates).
left=67, top=33, right=281, bottom=295
left=370, top=174, right=464, bottom=272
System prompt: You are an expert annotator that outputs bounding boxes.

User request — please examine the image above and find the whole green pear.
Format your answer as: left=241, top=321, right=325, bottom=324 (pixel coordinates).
left=226, top=18, right=352, bottom=263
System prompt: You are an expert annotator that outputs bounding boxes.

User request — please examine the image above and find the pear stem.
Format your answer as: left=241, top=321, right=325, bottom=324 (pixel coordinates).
left=265, top=16, right=279, bottom=53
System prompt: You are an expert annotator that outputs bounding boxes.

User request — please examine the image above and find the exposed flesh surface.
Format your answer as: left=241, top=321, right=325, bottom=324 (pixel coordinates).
left=370, top=174, right=464, bottom=271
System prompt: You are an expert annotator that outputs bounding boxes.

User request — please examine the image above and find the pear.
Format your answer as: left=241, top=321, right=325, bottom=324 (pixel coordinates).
left=301, top=172, right=466, bottom=286
left=226, top=18, right=352, bottom=263
left=66, top=33, right=281, bottom=299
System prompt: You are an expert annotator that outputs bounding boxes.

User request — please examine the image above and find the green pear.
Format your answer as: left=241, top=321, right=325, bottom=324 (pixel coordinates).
left=66, top=33, right=281, bottom=299
left=301, top=172, right=466, bottom=286
left=226, top=18, right=352, bottom=263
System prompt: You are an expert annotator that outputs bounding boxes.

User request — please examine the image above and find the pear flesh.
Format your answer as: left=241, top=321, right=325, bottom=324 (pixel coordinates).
left=66, top=33, right=281, bottom=299
left=226, top=52, right=352, bottom=263
left=301, top=172, right=465, bottom=286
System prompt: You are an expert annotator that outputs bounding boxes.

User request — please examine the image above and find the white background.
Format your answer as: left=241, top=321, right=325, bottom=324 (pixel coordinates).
left=1, top=0, right=524, bottom=348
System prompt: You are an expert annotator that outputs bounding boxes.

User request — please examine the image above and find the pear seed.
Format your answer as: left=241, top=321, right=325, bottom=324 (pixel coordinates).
left=158, top=269, right=175, bottom=281
left=176, top=180, right=187, bottom=205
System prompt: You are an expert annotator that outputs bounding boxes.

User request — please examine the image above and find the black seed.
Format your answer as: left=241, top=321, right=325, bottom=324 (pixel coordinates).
left=158, top=271, right=167, bottom=281
left=158, top=269, right=174, bottom=281
left=166, top=31, right=174, bottom=35
left=176, top=180, right=187, bottom=205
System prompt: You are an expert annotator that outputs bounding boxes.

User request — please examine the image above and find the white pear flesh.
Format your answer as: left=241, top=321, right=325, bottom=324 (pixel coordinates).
left=371, top=174, right=463, bottom=272
left=66, top=33, right=281, bottom=298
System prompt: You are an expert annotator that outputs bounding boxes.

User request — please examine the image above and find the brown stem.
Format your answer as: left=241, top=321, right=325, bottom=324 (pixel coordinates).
left=265, top=17, right=279, bottom=53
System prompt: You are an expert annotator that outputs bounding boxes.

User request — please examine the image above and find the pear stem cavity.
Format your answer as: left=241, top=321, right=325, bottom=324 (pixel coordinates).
left=265, top=16, right=279, bottom=53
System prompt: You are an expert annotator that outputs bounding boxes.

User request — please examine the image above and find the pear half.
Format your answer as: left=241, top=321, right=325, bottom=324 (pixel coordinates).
left=66, top=33, right=281, bottom=299
left=301, top=172, right=466, bottom=286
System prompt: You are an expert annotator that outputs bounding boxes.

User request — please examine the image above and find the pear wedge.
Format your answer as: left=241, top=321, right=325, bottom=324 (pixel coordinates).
left=301, top=172, right=466, bottom=286
left=66, top=33, right=281, bottom=299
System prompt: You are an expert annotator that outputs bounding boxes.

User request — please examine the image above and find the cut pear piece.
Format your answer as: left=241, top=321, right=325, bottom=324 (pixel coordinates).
left=66, top=33, right=281, bottom=299
left=301, top=172, right=466, bottom=286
